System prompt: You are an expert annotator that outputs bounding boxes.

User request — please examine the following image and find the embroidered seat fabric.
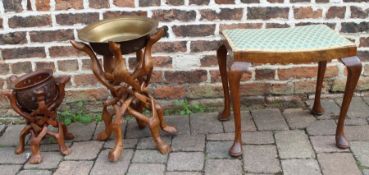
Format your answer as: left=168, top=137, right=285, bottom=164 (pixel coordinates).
left=222, top=25, right=354, bottom=52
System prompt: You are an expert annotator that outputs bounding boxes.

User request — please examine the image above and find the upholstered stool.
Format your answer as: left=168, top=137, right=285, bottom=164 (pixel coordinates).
left=217, top=25, right=361, bottom=157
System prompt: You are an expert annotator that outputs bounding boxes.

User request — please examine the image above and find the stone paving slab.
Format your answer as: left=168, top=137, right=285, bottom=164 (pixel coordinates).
left=281, top=159, right=321, bottom=175
left=306, top=99, right=340, bottom=119
left=167, top=152, right=204, bottom=171
left=336, top=97, right=369, bottom=118
left=67, top=122, right=96, bottom=141
left=251, top=108, right=289, bottom=131
left=24, top=152, right=62, bottom=169
left=190, top=112, right=224, bottom=135
left=93, top=121, right=126, bottom=140
left=222, top=111, right=257, bottom=132
left=136, top=136, right=172, bottom=150
left=205, top=159, right=242, bottom=175
left=125, top=119, right=152, bottom=139
left=53, top=161, right=93, bottom=175
left=104, top=138, right=137, bottom=149
left=127, top=163, right=165, bottom=175
left=65, top=141, right=103, bottom=160
left=18, top=170, right=52, bottom=175
left=90, top=149, right=133, bottom=175
left=206, top=131, right=274, bottom=145
left=166, top=172, right=202, bottom=175
left=306, top=119, right=337, bottom=136
left=165, top=115, right=191, bottom=136
left=275, top=130, right=315, bottom=159
left=310, top=136, right=348, bottom=153
left=132, top=150, right=167, bottom=163
left=317, top=153, right=362, bottom=175
left=0, top=147, right=28, bottom=164
left=350, top=141, right=369, bottom=167
left=206, top=141, right=232, bottom=159
left=243, top=145, right=281, bottom=174
left=172, top=134, right=205, bottom=152
left=0, top=165, right=22, bottom=175
left=283, top=108, right=316, bottom=129
left=345, top=125, right=369, bottom=141
left=0, top=125, right=25, bottom=146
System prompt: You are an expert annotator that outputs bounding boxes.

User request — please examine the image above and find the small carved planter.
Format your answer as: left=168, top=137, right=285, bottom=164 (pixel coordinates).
left=2, top=69, right=74, bottom=164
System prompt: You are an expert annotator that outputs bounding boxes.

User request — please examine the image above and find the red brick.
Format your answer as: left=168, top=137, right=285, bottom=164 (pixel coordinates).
left=114, top=0, right=135, bottom=7
left=278, top=66, right=338, bottom=80
left=296, top=22, right=336, bottom=30
left=189, top=0, right=210, bottom=4
left=8, top=15, right=51, bottom=28
left=58, top=60, right=79, bottom=72
left=30, top=30, right=74, bottom=42
left=56, top=13, right=99, bottom=25
left=36, top=0, right=51, bottom=11
left=290, top=0, right=310, bottom=2
left=3, top=0, right=23, bottom=12
left=200, top=8, right=243, bottom=21
left=55, top=0, right=83, bottom=10
left=271, top=83, right=294, bottom=95
left=139, top=0, right=160, bottom=6
left=241, top=0, right=260, bottom=3
left=215, top=0, right=235, bottom=4
left=35, top=62, right=55, bottom=71
left=294, top=80, right=323, bottom=94
left=150, top=71, right=164, bottom=83
left=3, top=47, right=46, bottom=60
left=165, top=70, right=207, bottom=83
left=173, top=25, right=215, bottom=37
left=255, top=69, right=275, bottom=80
left=0, top=32, right=27, bottom=45
left=210, top=70, right=251, bottom=82
left=326, top=7, right=346, bottom=19
left=316, top=0, right=329, bottom=2
left=0, top=63, right=10, bottom=75
left=267, top=0, right=284, bottom=2
left=240, top=83, right=271, bottom=96
left=74, top=74, right=99, bottom=86
left=0, top=18, right=3, bottom=29
left=128, top=56, right=172, bottom=69
left=187, top=85, right=223, bottom=98
left=81, top=58, right=102, bottom=70
left=294, top=7, right=323, bottom=19
left=65, top=88, right=109, bottom=102
left=220, top=23, right=262, bottom=30
left=152, top=41, right=187, bottom=53
left=358, top=51, right=369, bottom=61
left=266, top=23, right=290, bottom=28
left=165, top=0, right=185, bottom=5
left=247, top=7, right=289, bottom=20
left=360, top=37, right=369, bottom=47
left=200, top=55, right=218, bottom=67
left=191, top=40, right=221, bottom=52
left=89, top=0, right=109, bottom=8
left=341, top=22, right=369, bottom=33
left=153, top=85, right=185, bottom=99
left=49, top=46, right=86, bottom=57
left=152, top=10, right=196, bottom=22
left=103, top=11, right=147, bottom=19
left=350, top=6, right=369, bottom=19
left=11, top=62, right=32, bottom=74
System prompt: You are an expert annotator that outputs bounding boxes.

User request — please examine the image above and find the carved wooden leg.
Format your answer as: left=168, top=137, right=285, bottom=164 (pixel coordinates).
left=312, top=61, right=327, bottom=115
left=155, top=102, right=177, bottom=135
left=61, top=123, right=74, bottom=140
left=51, top=123, right=71, bottom=155
left=97, top=105, right=113, bottom=141
left=217, top=45, right=231, bottom=121
left=133, top=101, right=146, bottom=129
left=15, top=125, right=32, bottom=154
left=228, top=62, right=250, bottom=157
left=149, top=98, right=170, bottom=154
left=336, top=56, right=362, bottom=149
left=29, top=126, right=47, bottom=164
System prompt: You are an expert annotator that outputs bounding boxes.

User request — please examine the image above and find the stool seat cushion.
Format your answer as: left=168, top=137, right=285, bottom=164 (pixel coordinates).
left=221, top=25, right=357, bottom=64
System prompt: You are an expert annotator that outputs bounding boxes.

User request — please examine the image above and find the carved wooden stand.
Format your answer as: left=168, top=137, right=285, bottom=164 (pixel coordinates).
left=2, top=75, right=74, bottom=164
left=71, top=27, right=177, bottom=161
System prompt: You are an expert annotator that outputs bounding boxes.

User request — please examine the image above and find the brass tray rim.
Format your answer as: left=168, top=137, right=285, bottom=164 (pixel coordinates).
left=78, top=16, right=159, bottom=43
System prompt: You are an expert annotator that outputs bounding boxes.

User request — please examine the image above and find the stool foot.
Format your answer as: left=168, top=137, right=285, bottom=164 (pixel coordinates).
left=312, top=61, right=327, bottom=116
left=336, top=134, right=349, bottom=149
left=229, top=141, right=242, bottom=157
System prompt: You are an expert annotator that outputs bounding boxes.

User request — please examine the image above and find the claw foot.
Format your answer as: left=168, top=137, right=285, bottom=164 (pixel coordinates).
left=97, top=131, right=110, bottom=141
left=29, top=154, right=42, bottom=164
left=157, top=143, right=171, bottom=154
left=60, top=146, right=71, bottom=155
left=162, top=126, right=177, bottom=135
left=108, top=146, right=123, bottom=162
left=64, top=133, right=75, bottom=140
left=336, top=135, right=350, bottom=149
left=218, top=111, right=230, bottom=121
left=15, top=146, right=25, bottom=154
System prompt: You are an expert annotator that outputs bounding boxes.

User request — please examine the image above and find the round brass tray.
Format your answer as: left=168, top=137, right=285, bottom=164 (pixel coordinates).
left=78, top=16, right=159, bottom=55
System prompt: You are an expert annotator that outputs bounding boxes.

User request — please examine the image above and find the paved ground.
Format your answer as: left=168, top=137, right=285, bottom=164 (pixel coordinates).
left=1, top=97, right=369, bottom=175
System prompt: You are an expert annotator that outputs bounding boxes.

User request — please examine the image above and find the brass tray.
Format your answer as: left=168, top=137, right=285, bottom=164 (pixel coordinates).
left=78, top=16, right=159, bottom=55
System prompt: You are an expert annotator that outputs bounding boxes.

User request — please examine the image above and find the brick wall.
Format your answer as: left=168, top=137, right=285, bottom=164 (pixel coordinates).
left=0, top=0, right=369, bottom=109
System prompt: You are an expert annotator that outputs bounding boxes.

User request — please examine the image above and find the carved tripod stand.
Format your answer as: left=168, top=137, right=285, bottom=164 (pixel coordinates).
left=71, top=27, right=177, bottom=161
left=2, top=76, right=74, bottom=164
